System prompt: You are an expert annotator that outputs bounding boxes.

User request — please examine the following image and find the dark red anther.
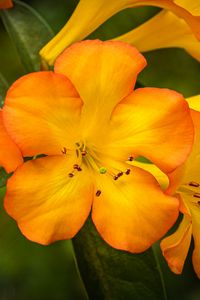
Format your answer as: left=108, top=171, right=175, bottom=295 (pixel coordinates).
left=113, top=175, right=118, bottom=181
left=77, top=167, right=82, bottom=171
left=117, top=171, right=123, bottom=177
left=73, top=164, right=79, bottom=170
left=125, top=168, right=131, bottom=175
left=68, top=173, right=74, bottom=178
left=62, top=147, right=67, bottom=154
left=81, top=150, right=87, bottom=156
left=193, top=193, right=200, bottom=198
left=96, top=190, right=101, bottom=197
left=128, top=156, right=134, bottom=161
left=189, top=181, right=200, bottom=187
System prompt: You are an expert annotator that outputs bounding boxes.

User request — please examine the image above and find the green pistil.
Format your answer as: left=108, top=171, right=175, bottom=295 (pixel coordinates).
left=99, top=167, right=107, bottom=174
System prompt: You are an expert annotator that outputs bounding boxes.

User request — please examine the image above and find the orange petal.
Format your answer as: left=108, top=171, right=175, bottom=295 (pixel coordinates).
left=3, top=71, right=82, bottom=157
left=167, top=109, right=200, bottom=194
left=0, top=0, right=13, bottom=9
left=109, top=87, right=194, bottom=173
left=0, top=110, right=22, bottom=172
left=4, top=155, right=93, bottom=245
left=161, top=215, right=192, bottom=274
left=55, top=40, right=146, bottom=128
left=92, top=165, right=179, bottom=253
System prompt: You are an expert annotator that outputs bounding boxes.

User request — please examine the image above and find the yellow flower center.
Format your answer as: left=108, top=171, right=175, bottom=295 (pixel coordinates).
left=61, top=141, right=133, bottom=196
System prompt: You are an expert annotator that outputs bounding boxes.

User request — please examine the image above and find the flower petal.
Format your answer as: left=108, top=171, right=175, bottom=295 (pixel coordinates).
left=3, top=71, right=82, bottom=157
left=0, top=0, right=13, bottom=9
left=161, top=215, right=192, bottom=274
left=40, top=0, right=200, bottom=65
left=130, top=160, right=169, bottom=190
left=167, top=109, right=200, bottom=194
left=192, top=213, right=200, bottom=278
left=92, top=165, right=179, bottom=253
left=115, top=10, right=200, bottom=62
left=4, top=155, right=93, bottom=245
left=187, top=94, right=200, bottom=111
left=0, top=110, right=22, bottom=172
left=174, top=0, right=200, bottom=16
left=108, top=87, right=194, bottom=173
left=55, top=40, right=146, bottom=128
left=178, top=194, right=200, bottom=278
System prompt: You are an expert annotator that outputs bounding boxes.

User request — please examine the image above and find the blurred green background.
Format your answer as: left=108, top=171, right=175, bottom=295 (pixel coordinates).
left=0, top=0, right=200, bottom=299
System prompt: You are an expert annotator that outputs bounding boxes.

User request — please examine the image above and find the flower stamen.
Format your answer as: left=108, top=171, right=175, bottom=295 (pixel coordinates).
left=189, top=181, right=200, bottom=187
left=96, top=190, right=101, bottom=197
left=61, top=147, right=67, bottom=154
left=117, top=171, right=123, bottom=177
left=81, top=150, right=87, bottom=156
left=99, top=167, right=107, bottom=174
left=193, top=193, right=200, bottom=198
left=128, top=156, right=134, bottom=161
left=113, top=175, right=119, bottom=180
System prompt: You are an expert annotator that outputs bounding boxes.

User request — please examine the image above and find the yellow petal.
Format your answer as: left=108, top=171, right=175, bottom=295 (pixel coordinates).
left=174, top=0, right=200, bottom=16
left=161, top=215, right=192, bottom=274
left=187, top=94, right=200, bottom=111
left=55, top=40, right=146, bottom=136
left=192, top=213, right=200, bottom=278
left=4, top=155, right=93, bottom=245
left=180, top=193, right=200, bottom=278
left=130, top=160, right=169, bottom=190
left=3, top=71, right=82, bottom=157
left=92, top=164, right=179, bottom=253
left=115, top=10, right=200, bottom=62
left=40, top=0, right=200, bottom=65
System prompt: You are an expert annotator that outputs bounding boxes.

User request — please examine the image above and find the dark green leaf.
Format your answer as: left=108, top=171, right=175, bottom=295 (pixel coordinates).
left=0, top=72, right=8, bottom=107
left=139, top=49, right=200, bottom=97
left=89, top=7, right=160, bottom=40
left=73, top=217, right=167, bottom=300
left=0, top=167, right=11, bottom=188
left=1, top=0, right=54, bottom=72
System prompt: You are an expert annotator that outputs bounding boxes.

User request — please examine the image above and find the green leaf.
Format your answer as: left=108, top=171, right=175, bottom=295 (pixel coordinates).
left=0, top=0, right=54, bottom=72
left=139, top=49, right=200, bottom=98
left=0, top=72, right=8, bottom=107
left=0, top=167, right=11, bottom=188
left=73, top=217, right=167, bottom=300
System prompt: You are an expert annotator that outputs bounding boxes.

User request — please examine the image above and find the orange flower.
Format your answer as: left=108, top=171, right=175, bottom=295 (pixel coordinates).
left=161, top=96, right=200, bottom=278
left=0, top=0, right=13, bottom=9
left=2, top=40, right=194, bottom=251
